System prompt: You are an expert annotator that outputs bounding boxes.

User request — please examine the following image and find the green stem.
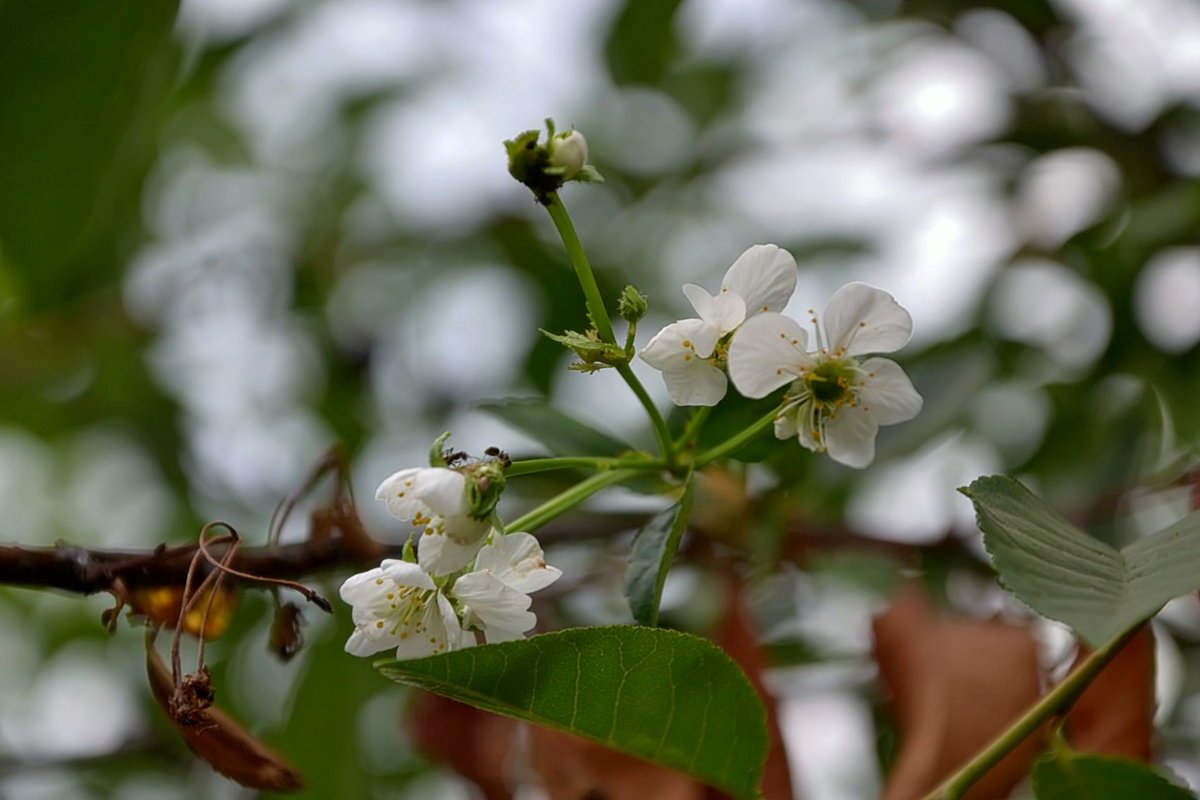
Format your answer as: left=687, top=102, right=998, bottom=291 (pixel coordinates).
left=921, top=623, right=1144, bottom=800
left=675, top=406, right=711, bottom=450
left=693, top=406, right=780, bottom=467
left=506, top=456, right=663, bottom=477
left=544, top=193, right=674, bottom=462
left=616, top=362, right=675, bottom=463
left=507, top=469, right=637, bottom=532
left=545, top=193, right=615, bottom=342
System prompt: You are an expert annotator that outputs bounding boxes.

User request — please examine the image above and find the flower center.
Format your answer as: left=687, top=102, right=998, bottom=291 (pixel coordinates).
left=805, top=357, right=857, bottom=407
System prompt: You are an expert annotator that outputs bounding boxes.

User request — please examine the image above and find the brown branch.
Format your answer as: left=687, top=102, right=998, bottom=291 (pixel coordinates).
left=0, top=536, right=397, bottom=597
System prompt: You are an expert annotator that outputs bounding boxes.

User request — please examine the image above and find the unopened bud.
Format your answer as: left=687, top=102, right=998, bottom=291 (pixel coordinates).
left=548, top=130, right=588, bottom=180
left=618, top=285, right=648, bottom=323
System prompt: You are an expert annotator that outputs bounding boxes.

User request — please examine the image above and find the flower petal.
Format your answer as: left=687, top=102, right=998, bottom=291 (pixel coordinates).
left=824, top=405, right=880, bottom=469
left=339, top=566, right=391, bottom=606
left=774, top=411, right=799, bottom=441
left=683, top=284, right=746, bottom=334
left=453, top=572, right=537, bottom=638
left=720, top=244, right=798, bottom=315
left=380, top=559, right=437, bottom=591
left=392, top=596, right=455, bottom=659
left=858, top=357, right=923, bottom=426
left=822, top=282, right=913, bottom=357
left=661, top=361, right=728, bottom=407
left=345, top=627, right=398, bottom=657
left=374, top=467, right=429, bottom=521
left=417, top=528, right=487, bottom=576
left=415, top=468, right=470, bottom=516
left=728, top=313, right=812, bottom=398
left=474, top=532, right=562, bottom=594
left=640, top=318, right=720, bottom=369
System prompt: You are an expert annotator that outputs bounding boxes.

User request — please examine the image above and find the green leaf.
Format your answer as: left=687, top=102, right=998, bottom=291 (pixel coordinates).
left=1032, top=751, right=1195, bottom=799
left=478, top=398, right=634, bottom=457
left=0, top=1, right=181, bottom=311
left=376, top=626, right=767, bottom=799
left=624, top=476, right=694, bottom=626
left=962, top=475, right=1200, bottom=646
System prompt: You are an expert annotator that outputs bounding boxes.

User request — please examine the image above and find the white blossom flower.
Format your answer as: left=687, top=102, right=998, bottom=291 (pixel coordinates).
left=728, top=282, right=923, bottom=468
left=640, top=244, right=798, bottom=406
left=452, top=532, right=561, bottom=643
left=376, top=467, right=491, bottom=576
left=340, top=559, right=473, bottom=660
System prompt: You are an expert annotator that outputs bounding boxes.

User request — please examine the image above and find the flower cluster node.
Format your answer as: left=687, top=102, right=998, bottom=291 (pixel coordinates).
left=505, top=118, right=603, bottom=205
left=342, top=437, right=561, bottom=661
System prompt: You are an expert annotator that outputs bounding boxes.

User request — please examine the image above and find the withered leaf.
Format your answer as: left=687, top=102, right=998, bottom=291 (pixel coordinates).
left=131, top=585, right=237, bottom=639
left=1065, top=624, right=1156, bottom=760
left=874, top=583, right=1043, bottom=800
left=146, top=637, right=304, bottom=791
left=529, top=726, right=704, bottom=800
left=268, top=601, right=306, bottom=662
left=410, top=692, right=517, bottom=800
left=710, top=569, right=793, bottom=800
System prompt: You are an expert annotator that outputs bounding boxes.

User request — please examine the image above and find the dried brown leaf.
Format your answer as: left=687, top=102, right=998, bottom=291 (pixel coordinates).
left=874, top=584, right=1043, bottom=800
left=708, top=569, right=794, bottom=800
left=145, top=638, right=303, bottom=791
left=529, top=726, right=704, bottom=800
left=1065, top=624, right=1156, bottom=760
left=410, top=692, right=517, bottom=800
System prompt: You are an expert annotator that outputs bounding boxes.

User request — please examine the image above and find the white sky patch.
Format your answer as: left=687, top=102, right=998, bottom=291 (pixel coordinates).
left=1135, top=247, right=1200, bottom=353
left=848, top=431, right=1003, bottom=545
left=989, top=257, right=1113, bottom=373
left=1014, top=148, right=1121, bottom=249
left=871, top=38, right=1012, bottom=157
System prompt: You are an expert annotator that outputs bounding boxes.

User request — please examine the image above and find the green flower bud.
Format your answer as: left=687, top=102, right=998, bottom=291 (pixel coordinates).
left=464, top=460, right=507, bottom=519
left=617, top=285, right=649, bottom=323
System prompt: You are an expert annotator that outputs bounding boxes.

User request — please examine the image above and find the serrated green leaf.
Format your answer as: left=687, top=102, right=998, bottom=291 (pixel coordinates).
left=624, top=477, right=694, bottom=626
left=376, top=626, right=767, bottom=799
left=1032, top=752, right=1195, bottom=799
left=478, top=398, right=634, bottom=457
left=963, top=475, right=1200, bottom=646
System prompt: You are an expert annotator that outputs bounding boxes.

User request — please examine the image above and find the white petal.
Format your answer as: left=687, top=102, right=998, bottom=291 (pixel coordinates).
left=822, top=283, right=913, bottom=357
left=392, top=598, right=449, bottom=659
left=774, top=411, right=798, bottom=441
left=720, top=244, right=798, bottom=315
left=414, top=468, right=470, bottom=516
left=824, top=405, right=880, bottom=468
left=417, top=528, right=487, bottom=576
left=683, top=284, right=746, bottom=334
left=661, top=360, right=728, bottom=407
left=339, top=566, right=391, bottom=606
left=345, top=627, right=399, bottom=657
left=380, top=560, right=437, bottom=591
left=482, top=625, right=527, bottom=644
left=435, top=592, right=469, bottom=651
left=728, top=313, right=812, bottom=398
left=858, top=357, right=923, bottom=426
left=453, top=573, right=537, bottom=636
left=475, top=532, right=562, bottom=594
left=374, top=467, right=431, bottom=522
left=640, top=318, right=720, bottom=369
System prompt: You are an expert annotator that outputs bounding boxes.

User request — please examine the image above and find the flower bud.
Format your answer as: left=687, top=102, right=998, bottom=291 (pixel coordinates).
left=548, top=130, right=588, bottom=180
left=617, top=285, right=648, bottom=323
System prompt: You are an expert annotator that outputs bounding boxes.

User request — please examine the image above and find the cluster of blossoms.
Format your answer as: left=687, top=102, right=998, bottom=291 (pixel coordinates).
left=641, top=244, right=923, bottom=469
left=340, top=456, right=560, bottom=660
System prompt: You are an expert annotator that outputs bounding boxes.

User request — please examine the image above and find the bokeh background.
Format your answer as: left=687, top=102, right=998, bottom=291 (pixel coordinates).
left=2, top=0, right=1200, bottom=797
